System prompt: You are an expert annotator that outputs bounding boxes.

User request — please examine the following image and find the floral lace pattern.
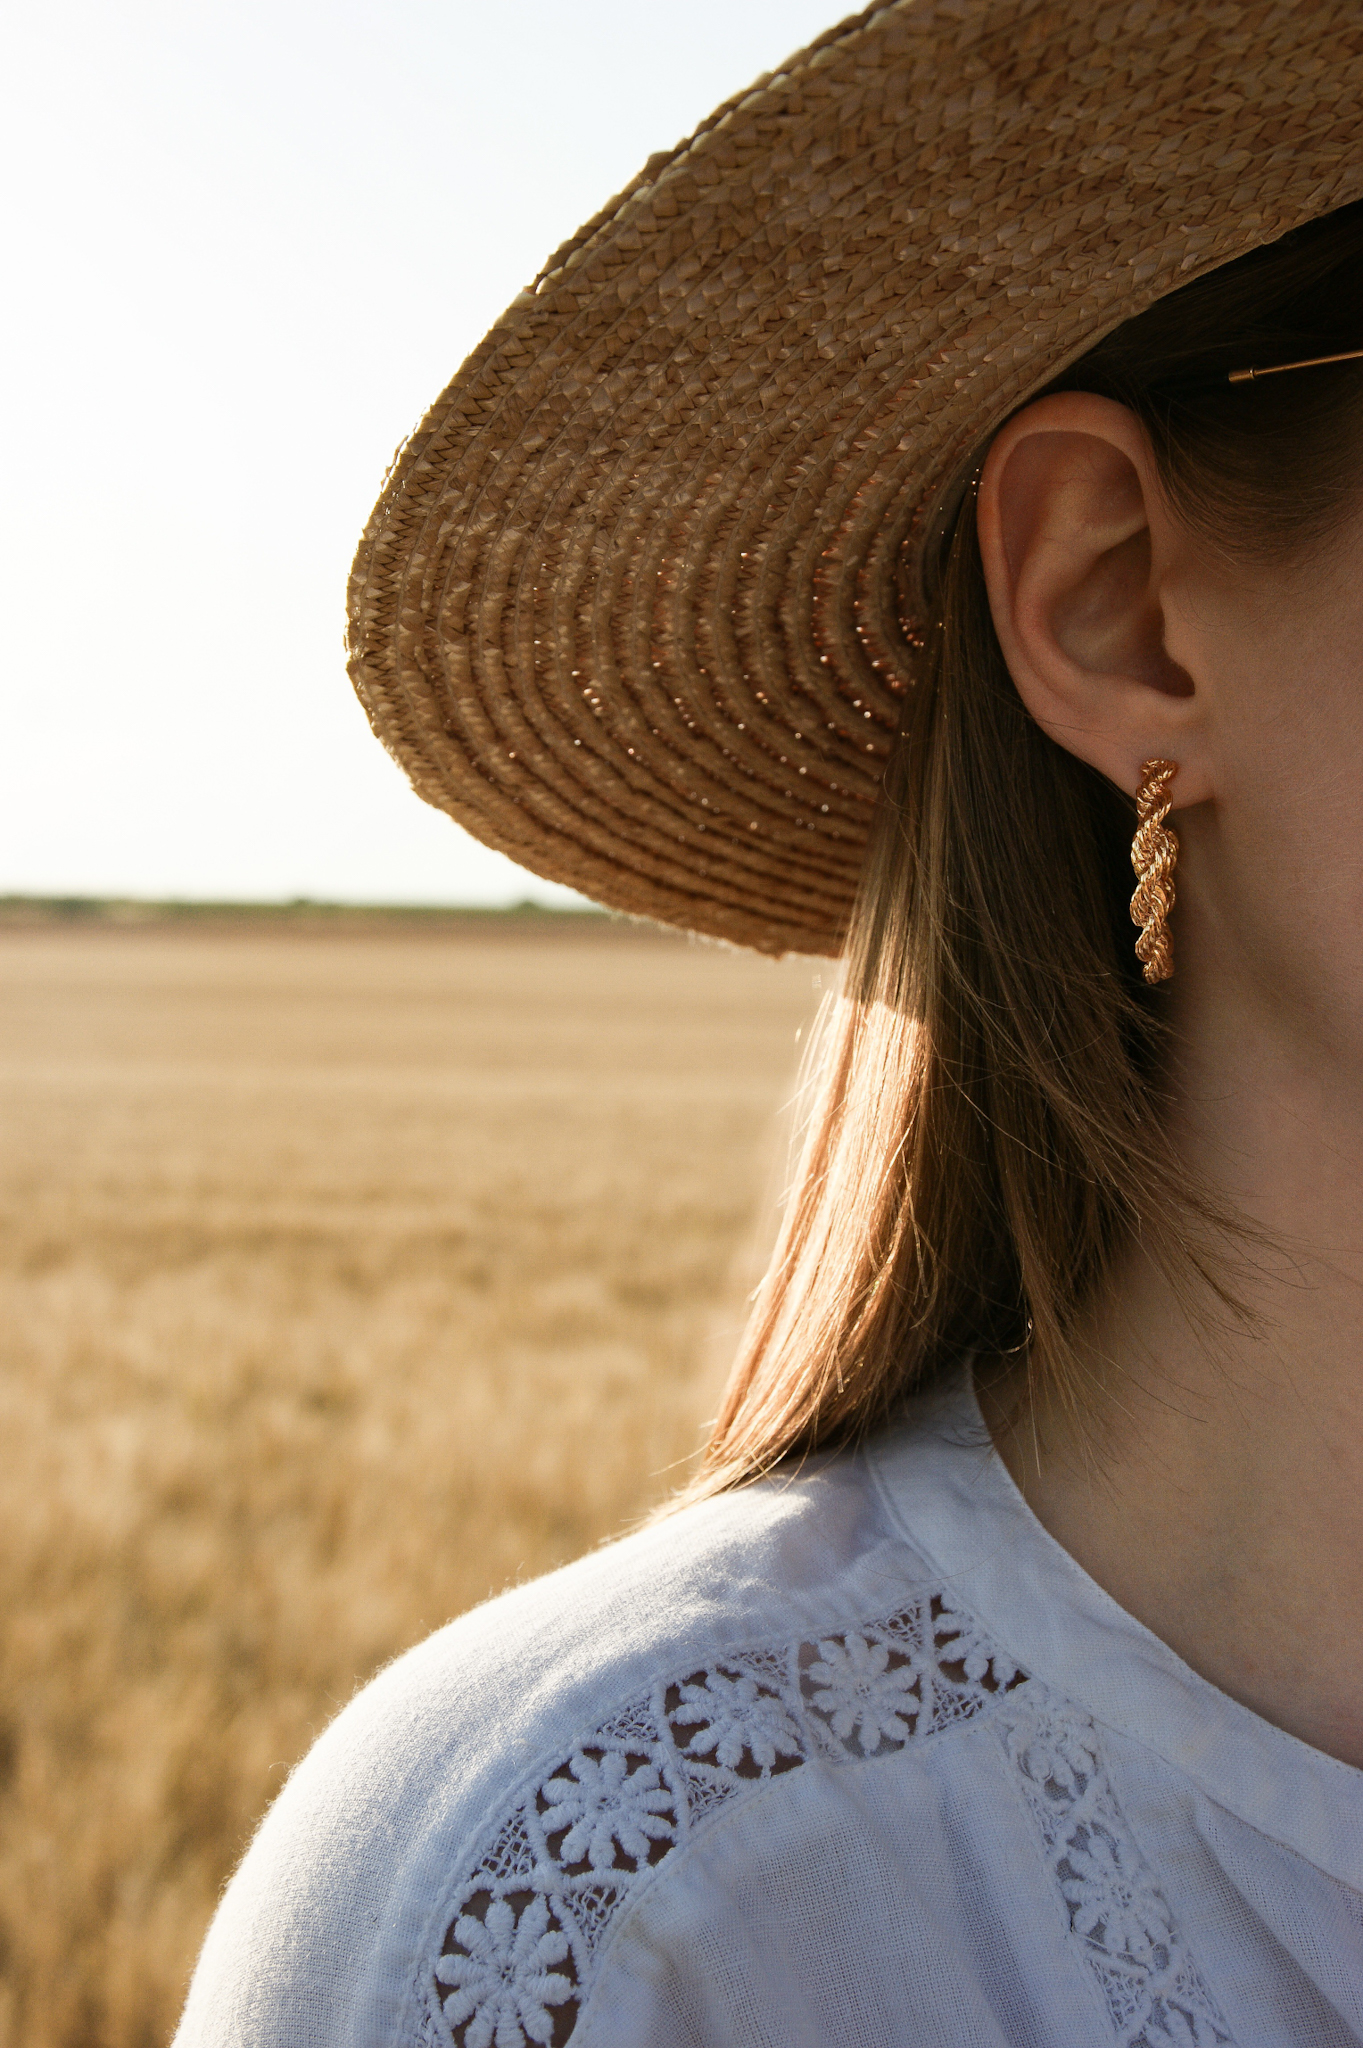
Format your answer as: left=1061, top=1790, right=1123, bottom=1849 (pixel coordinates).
left=429, top=1596, right=1238, bottom=2048
left=1001, top=1697, right=1237, bottom=2047
left=431, top=1590, right=1024, bottom=2046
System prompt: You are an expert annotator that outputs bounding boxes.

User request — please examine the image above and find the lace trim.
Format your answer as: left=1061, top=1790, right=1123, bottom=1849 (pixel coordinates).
left=431, top=1589, right=1024, bottom=2047
left=1000, top=1697, right=1237, bottom=2047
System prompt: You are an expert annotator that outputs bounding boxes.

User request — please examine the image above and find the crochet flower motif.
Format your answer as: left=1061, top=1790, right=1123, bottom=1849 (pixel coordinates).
left=1011, top=1719, right=1103, bottom=1804
left=1061, top=1817, right=1170, bottom=1967
left=674, top=1668, right=803, bottom=1771
left=805, top=1632, right=921, bottom=1748
left=436, top=1895, right=572, bottom=2048
left=934, top=1608, right=1018, bottom=1689
left=538, top=1750, right=674, bottom=1872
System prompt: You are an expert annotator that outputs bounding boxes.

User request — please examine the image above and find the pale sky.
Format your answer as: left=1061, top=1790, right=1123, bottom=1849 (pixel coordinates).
left=1, top=0, right=840, bottom=905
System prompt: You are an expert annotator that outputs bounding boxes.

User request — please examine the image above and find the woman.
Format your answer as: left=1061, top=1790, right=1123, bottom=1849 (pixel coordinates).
left=177, top=3, right=1363, bottom=2043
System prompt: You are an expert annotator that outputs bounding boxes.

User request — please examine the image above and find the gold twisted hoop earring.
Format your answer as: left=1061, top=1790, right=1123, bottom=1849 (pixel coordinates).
left=1130, top=759, right=1179, bottom=984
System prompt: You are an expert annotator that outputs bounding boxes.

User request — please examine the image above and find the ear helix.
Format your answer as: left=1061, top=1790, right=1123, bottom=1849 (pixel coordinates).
left=1131, top=760, right=1179, bottom=985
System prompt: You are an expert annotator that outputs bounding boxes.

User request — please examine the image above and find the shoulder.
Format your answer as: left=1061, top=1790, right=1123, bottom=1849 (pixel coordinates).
left=174, top=1442, right=1017, bottom=2047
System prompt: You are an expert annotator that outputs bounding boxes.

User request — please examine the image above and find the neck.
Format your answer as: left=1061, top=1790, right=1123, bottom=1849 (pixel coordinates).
left=986, top=897, right=1363, bottom=1767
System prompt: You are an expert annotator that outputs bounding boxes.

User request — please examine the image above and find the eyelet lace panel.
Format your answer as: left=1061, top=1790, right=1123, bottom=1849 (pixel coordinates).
left=1001, top=1696, right=1237, bottom=2047
left=430, top=1589, right=1024, bottom=2048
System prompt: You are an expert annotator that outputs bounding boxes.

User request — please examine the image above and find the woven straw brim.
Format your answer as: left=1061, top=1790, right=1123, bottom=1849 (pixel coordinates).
left=347, top=0, right=1363, bottom=956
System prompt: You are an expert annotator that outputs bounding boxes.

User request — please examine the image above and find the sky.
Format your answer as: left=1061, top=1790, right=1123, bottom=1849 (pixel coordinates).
left=1, top=0, right=839, bottom=906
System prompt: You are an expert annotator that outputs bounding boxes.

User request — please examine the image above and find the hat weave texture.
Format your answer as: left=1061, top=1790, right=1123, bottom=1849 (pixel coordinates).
left=348, top=0, right=1363, bottom=956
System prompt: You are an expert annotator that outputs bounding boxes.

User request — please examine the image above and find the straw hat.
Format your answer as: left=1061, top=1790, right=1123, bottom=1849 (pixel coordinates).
left=347, top=0, right=1363, bottom=957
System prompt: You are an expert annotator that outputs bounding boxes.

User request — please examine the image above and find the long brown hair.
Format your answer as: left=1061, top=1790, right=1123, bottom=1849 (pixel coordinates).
left=700, top=199, right=1363, bottom=1493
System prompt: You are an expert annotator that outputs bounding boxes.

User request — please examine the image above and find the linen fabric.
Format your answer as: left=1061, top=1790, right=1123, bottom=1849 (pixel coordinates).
left=174, top=1371, right=1363, bottom=2046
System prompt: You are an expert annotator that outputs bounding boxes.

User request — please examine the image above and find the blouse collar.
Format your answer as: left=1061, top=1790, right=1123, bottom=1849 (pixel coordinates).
left=868, top=1366, right=1363, bottom=1890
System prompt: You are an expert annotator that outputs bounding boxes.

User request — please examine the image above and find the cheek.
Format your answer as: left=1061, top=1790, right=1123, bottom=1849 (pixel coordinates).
left=1186, top=559, right=1363, bottom=1009
left=1207, top=544, right=1363, bottom=824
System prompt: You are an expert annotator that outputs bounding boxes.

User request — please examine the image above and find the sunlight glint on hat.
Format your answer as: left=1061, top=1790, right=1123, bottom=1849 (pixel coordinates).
left=347, top=0, right=1363, bottom=956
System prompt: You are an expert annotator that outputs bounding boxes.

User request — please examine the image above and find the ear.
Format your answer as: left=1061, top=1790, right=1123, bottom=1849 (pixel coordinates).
left=976, top=391, right=1212, bottom=803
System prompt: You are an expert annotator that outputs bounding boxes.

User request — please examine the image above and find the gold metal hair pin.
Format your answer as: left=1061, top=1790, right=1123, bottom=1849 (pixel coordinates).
left=1228, top=345, right=1363, bottom=385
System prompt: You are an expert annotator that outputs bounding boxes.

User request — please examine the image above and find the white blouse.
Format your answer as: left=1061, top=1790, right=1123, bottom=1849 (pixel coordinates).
left=174, top=1368, right=1363, bottom=2047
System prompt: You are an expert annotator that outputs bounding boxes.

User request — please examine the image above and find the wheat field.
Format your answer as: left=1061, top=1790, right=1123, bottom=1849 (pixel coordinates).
left=0, top=914, right=818, bottom=2048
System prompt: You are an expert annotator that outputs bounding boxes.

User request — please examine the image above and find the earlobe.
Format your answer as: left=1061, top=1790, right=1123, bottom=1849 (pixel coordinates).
left=976, top=392, right=1203, bottom=800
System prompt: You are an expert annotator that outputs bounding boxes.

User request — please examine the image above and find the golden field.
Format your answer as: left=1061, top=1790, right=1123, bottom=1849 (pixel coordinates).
left=0, top=914, right=818, bottom=2048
